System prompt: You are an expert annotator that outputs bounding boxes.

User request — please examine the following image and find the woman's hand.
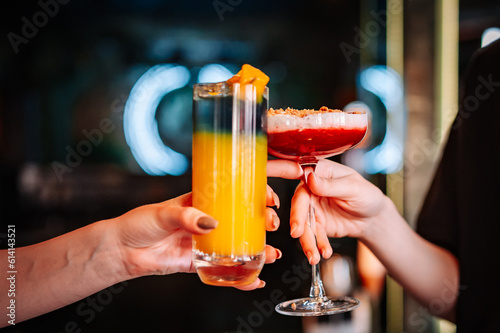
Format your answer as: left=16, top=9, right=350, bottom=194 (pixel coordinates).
left=113, top=191, right=282, bottom=290
left=267, top=159, right=388, bottom=265
left=268, top=159, right=460, bottom=320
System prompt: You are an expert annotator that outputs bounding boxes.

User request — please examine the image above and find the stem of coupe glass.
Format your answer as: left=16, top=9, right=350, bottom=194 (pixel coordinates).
left=301, top=160, right=330, bottom=306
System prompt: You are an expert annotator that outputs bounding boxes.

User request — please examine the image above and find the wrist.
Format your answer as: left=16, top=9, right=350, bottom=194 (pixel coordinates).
left=360, top=195, right=402, bottom=245
left=91, top=218, right=134, bottom=284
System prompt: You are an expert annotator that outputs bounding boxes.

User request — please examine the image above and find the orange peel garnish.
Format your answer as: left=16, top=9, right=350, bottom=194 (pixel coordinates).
left=227, top=64, right=269, bottom=102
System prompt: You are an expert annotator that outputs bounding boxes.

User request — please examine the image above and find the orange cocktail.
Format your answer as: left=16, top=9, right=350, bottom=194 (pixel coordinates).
left=192, top=66, right=269, bottom=286
left=192, top=132, right=267, bottom=285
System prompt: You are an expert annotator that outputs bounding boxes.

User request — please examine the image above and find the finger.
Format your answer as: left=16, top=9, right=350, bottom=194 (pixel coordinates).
left=264, top=244, right=282, bottom=263
left=315, top=159, right=355, bottom=179
left=289, top=182, right=309, bottom=238
left=236, top=245, right=282, bottom=291
left=313, top=206, right=333, bottom=258
left=235, top=279, right=266, bottom=291
left=265, top=207, right=280, bottom=231
left=156, top=205, right=218, bottom=235
left=307, top=172, right=362, bottom=200
left=160, top=192, right=193, bottom=207
left=314, top=223, right=333, bottom=259
left=299, top=224, right=321, bottom=265
left=267, top=160, right=303, bottom=179
left=311, top=202, right=331, bottom=257
left=266, top=185, right=280, bottom=208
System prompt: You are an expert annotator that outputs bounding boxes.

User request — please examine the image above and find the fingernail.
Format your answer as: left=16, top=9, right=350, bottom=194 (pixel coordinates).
left=197, top=216, right=218, bottom=230
left=276, top=248, right=282, bottom=259
left=272, top=214, right=280, bottom=230
left=320, top=248, right=330, bottom=259
left=258, top=280, right=266, bottom=289
left=272, top=191, right=280, bottom=209
left=306, top=251, right=313, bottom=265
left=290, top=225, right=297, bottom=237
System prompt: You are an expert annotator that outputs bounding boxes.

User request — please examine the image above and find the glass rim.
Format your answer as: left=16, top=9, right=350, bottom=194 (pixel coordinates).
left=193, top=81, right=269, bottom=97
left=194, top=81, right=268, bottom=90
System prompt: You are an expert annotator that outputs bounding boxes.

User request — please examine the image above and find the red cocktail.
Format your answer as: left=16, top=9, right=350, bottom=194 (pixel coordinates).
left=268, top=127, right=367, bottom=159
left=268, top=107, right=367, bottom=162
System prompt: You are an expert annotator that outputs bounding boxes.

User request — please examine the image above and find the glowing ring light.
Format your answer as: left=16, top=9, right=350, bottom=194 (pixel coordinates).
left=359, top=65, right=405, bottom=174
left=124, top=64, right=190, bottom=176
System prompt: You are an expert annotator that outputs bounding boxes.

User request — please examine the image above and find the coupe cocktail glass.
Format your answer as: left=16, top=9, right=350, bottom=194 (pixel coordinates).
left=192, top=82, right=268, bottom=286
left=267, top=108, right=367, bottom=316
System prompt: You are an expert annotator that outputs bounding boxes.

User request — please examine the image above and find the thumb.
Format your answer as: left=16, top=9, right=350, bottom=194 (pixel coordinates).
left=156, top=205, right=219, bottom=235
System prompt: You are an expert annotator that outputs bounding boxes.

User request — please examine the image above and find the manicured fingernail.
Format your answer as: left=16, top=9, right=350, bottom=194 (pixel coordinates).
left=258, top=280, right=266, bottom=288
left=272, top=214, right=280, bottom=230
left=272, top=191, right=280, bottom=209
left=275, top=248, right=282, bottom=259
left=197, top=216, right=218, bottom=230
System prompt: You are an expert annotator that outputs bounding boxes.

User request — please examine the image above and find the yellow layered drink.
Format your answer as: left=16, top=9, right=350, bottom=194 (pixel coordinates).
left=192, top=65, right=269, bottom=286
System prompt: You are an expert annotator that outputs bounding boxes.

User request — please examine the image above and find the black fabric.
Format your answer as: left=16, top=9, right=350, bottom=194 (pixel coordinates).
left=416, top=39, right=500, bottom=332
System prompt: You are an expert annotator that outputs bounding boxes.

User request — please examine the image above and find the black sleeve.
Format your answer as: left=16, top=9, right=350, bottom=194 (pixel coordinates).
left=415, top=122, right=460, bottom=256
left=416, top=39, right=500, bottom=257
left=416, top=38, right=500, bottom=331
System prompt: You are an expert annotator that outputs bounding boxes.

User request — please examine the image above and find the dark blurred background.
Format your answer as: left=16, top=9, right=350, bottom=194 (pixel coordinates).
left=1, top=0, right=499, bottom=332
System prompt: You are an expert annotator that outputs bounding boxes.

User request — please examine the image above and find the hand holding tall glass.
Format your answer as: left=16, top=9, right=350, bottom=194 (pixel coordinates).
left=192, top=80, right=268, bottom=286
left=267, top=107, right=367, bottom=315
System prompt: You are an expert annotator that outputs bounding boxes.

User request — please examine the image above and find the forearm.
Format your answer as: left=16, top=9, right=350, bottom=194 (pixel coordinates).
left=360, top=197, right=459, bottom=321
left=1, top=219, right=126, bottom=326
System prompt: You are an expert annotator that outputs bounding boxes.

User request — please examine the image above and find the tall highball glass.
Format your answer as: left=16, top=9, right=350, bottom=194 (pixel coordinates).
left=192, top=81, right=268, bottom=286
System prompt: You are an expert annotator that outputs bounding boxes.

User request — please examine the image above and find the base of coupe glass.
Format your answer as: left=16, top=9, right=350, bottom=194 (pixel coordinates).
left=275, top=296, right=360, bottom=316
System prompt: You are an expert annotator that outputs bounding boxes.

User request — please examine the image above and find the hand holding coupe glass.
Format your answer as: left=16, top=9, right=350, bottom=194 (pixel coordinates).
left=191, top=64, right=367, bottom=316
